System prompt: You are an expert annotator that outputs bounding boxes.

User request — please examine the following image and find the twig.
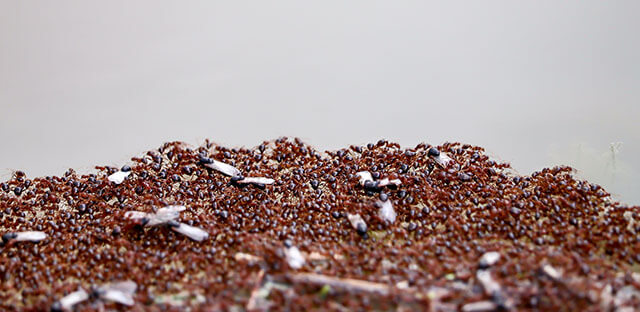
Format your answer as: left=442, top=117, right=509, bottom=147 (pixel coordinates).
left=246, top=270, right=266, bottom=311
left=289, top=273, right=392, bottom=295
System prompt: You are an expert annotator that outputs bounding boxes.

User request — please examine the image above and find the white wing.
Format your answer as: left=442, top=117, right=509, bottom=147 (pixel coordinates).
left=377, top=178, right=402, bottom=187
left=105, top=280, right=137, bottom=294
left=236, top=177, right=275, bottom=185
left=100, top=289, right=135, bottom=306
left=99, top=280, right=136, bottom=306
left=15, top=231, right=47, bottom=242
left=347, top=214, right=367, bottom=231
left=476, top=270, right=501, bottom=295
left=151, top=205, right=185, bottom=225
left=377, top=200, right=396, bottom=223
left=356, top=171, right=373, bottom=186
left=125, top=206, right=184, bottom=226
left=58, top=288, right=89, bottom=310
left=434, top=153, right=454, bottom=168
left=108, top=171, right=131, bottom=184
left=285, top=246, right=306, bottom=269
left=124, top=211, right=150, bottom=221
left=478, top=252, right=501, bottom=268
left=205, top=159, right=241, bottom=177
left=171, top=223, right=209, bottom=241
left=157, top=205, right=186, bottom=214
left=541, top=264, right=562, bottom=280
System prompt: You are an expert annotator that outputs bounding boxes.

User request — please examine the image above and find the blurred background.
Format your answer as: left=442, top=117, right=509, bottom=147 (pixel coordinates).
left=1, top=1, right=638, bottom=204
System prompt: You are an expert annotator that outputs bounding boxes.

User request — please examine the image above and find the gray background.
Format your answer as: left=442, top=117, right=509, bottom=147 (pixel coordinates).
left=1, top=1, right=638, bottom=204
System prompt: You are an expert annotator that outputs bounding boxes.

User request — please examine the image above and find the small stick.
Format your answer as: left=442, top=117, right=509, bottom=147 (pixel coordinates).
left=246, top=270, right=266, bottom=311
left=289, top=273, right=391, bottom=295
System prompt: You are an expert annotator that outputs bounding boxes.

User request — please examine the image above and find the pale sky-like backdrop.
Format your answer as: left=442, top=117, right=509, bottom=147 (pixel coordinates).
left=1, top=1, right=638, bottom=204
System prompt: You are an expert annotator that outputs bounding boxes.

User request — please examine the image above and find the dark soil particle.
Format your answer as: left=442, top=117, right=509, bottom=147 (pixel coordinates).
left=0, top=138, right=639, bottom=311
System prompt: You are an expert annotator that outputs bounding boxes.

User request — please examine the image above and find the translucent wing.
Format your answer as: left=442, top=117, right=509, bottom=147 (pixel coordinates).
left=105, top=280, right=137, bottom=294
left=171, top=223, right=209, bottom=241
left=236, top=177, right=275, bottom=185
left=204, top=159, right=241, bottom=177
left=356, top=171, right=373, bottom=186
left=15, top=231, right=47, bottom=242
left=98, top=280, right=137, bottom=306
left=377, top=200, right=396, bottom=223
left=108, top=171, right=131, bottom=184
left=125, top=206, right=184, bottom=227
left=100, top=289, right=134, bottom=306
left=476, top=270, right=501, bottom=295
left=347, top=213, right=367, bottom=234
left=284, top=246, right=306, bottom=269
left=57, top=288, right=89, bottom=310
left=377, top=178, right=402, bottom=187
left=478, top=252, right=501, bottom=269
left=124, top=211, right=150, bottom=221
left=434, top=153, right=454, bottom=168
left=150, top=205, right=185, bottom=225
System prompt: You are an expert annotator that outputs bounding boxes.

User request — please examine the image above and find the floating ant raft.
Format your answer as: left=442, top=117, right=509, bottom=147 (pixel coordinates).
left=1, top=138, right=639, bottom=311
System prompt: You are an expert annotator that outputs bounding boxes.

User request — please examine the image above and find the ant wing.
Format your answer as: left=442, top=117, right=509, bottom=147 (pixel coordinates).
left=124, top=211, right=149, bottom=221
left=171, top=223, right=209, bottom=241
left=15, top=231, right=47, bottom=242
left=156, top=205, right=186, bottom=215
left=284, top=246, right=306, bottom=269
left=356, top=171, right=374, bottom=186
left=434, top=153, right=454, bottom=168
left=377, top=178, right=402, bottom=187
left=377, top=200, right=396, bottom=224
left=150, top=205, right=185, bottom=225
left=347, top=213, right=367, bottom=233
left=104, top=280, right=137, bottom=294
left=204, top=159, right=242, bottom=177
left=56, top=288, right=89, bottom=311
left=98, top=280, right=136, bottom=306
left=236, top=177, right=275, bottom=186
left=108, top=171, right=131, bottom=184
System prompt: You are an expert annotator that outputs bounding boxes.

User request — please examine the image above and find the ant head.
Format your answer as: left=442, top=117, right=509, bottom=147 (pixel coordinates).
left=2, top=232, right=17, bottom=243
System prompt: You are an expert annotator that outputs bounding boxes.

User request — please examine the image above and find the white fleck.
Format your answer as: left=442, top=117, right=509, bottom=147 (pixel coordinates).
left=542, top=264, right=562, bottom=280
left=204, top=159, right=241, bottom=177
left=347, top=213, right=367, bottom=232
left=377, top=178, right=402, bottom=187
left=108, top=171, right=131, bottom=184
left=601, top=284, right=613, bottom=310
left=235, top=252, right=263, bottom=263
left=377, top=200, right=396, bottom=223
left=171, top=223, right=209, bottom=242
left=236, top=177, right=275, bottom=185
left=356, top=171, right=374, bottom=186
left=395, top=280, right=409, bottom=289
left=124, top=205, right=185, bottom=227
left=476, top=270, right=501, bottom=295
left=434, top=153, right=454, bottom=167
left=614, top=285, right=640, bottom=307
left=14, top=231, right=47, bottom=242
left=285, top=246, right=306, bottom=269
left=125, top=205, right=207, bottom=241
left=478, top=251, right=501, bottom=268
left=97, top=280, right=137, bottom=306
left=461, top=300, right=498, bottom=312
left=57, top=288, right=89, bottom=310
